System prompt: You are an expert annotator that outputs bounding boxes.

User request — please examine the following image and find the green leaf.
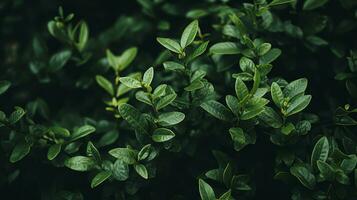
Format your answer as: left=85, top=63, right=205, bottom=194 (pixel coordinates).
left=241, top=97, right=269, bottom=120
left=9, top=106, right=26, bottom=125
left=229, top=14, right=247, bottom=36
left=87, top=141, right=101, bottom=163
left=142, top=67, right=154, bottom=86
left=0, top=80, right=11, bottom=95
left=283, top=78, right=308, bottom=99
left=290, top=164, right=316, bottom=189
left=271, top=82, right=284, bottom=108
left=119, top=77, right=142, bottom=89
left=209, top=42, right=241, bottom=55
left=185, top=80, right=204, bottom=91
left=135, top=91, right=152, bottom=105
left=229, top=127, right=247, bottom=151
left=257, top=43, right=272, bottom=56
left=189, top=41, right=209, bottom=60
left=157, top=112, right=185, bottom=126
left=311, top=136, right=329, bottom=169
left=134, top=164, right=148, bottom=179
left=198, top=179, right=216, bottom=200
left=259, top=48, right=281, bottom=64
left=109, top=148, right=137, bottom=164
left=118, top=103, right=148, bottom=135
left=317, top=161, right=335, bottom=180
left=239, top=57, right=255, bottom=72
left=152, top=128, right=175, bottom=142
left=223, top=163, right=233, bottom=187
left=118, top=47, right=138, bottom=71
left=50, top=126, right=71, bottom=138
left=138, top=144, right=152, bottom=161
left=49, top=50, right=72, bottom=72
left=155, top=93, right=177, bottom=110
left=251, top=69, right=261, bottom=95
left=10, top=141, right=32, bottom=163
left=91, top=171, right=111, bottom=188
left=259, top=107, right=283, bottom=128
left=47, top=144, right=62, bottom=160
left=64, top=156, right=96, bottom=171
left=269, top=0, right=295, bottom=6
left=218, top=190, right=232, bottom=200
left=157, top=37, right=182, bottom=54
left=76, top=21, right=89, bottom=52
left=180, top=20, right=199, bottom=48
left=70, top=125, right=96, bottom=141
left=200, top=100, right=233, bottom=121
left=225, top=95, right=240, bottom=117
left=235, top=78, right=249, bottom=101
left=163, top=61, right=185, bottom=71
left=286, top=95, right=312, bottom=116
left=112, top=160, right=129, bottom=181
left=303, top=0, right=328, bottom=10
left=96, top=75, right=114, bottom=96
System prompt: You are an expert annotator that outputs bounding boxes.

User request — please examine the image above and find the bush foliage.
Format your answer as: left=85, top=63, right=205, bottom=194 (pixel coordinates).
left=1, top=0, right=357, bottom=199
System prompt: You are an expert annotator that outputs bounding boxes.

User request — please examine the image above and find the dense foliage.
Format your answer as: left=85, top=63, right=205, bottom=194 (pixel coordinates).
left=1, top=0, right=357, bottom=199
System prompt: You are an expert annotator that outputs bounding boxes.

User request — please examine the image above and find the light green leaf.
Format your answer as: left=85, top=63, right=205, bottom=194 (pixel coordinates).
left=283, top=78, right=308, bottom=99
left=200, top=100, right=233, bottom=121
left=91, top=171, right=111, bottom=188
left=189, top=41, right=209, bottom=61
left=184, top=80, right=204, bottom=91
left=158, top=112, right=185, bottom=126
left=198, top=179, right=216, bottom=200
left=286, top=95, right=312, bottom=116
left=76, top=21, right=89, bottom=52
left=119, top=77, right=142, bottom=89
left=70, top=125, right=96, bottom=142
left=152, top=128, right=175, bottom=142
left=135, top=91, right=152, bottom=105
left=134, top=164, right=148, bottom=179
left=271, top=82, right=284, bottom=108
left=155, top=93, right=177, bottom=110
left=257, top=43, right=272, bottom=56
left=112, top=160, right=129, bottom=181
left=118, top=47, right=137, bottom=71
left=138, top=144, right=152, bottom=161
left=210, top=42, right=241, bottom=55
left=142, top=67, right=154, bottom=86
left=10, top=141, right=32, bottom=163
left=96, top=75, right=114, bottom=96
left=163, top=61, right=185, bottom=71
left=157, top=37, right=182, bottom=54
left=64, top=156, right=96, bottom=171
left=239, top=57, right=255, bottom=72
left=317, top=160, right=335, bottom=180
left=235, top=78, right=249, bottom=101
left=180, top=20, right=199, bottom=48
left=259, top=48, right=281, bottom=64
left=47, top=144, right=62, bottom=160
left=311, top=136, right=329, bottom=169
left=109, top=148, right=137, bottom=164
left=225, top=95, right=240, bottom=117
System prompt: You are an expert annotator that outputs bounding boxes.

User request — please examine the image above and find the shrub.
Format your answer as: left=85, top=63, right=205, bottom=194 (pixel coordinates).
left=1, top=0, right=357, bottom=199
